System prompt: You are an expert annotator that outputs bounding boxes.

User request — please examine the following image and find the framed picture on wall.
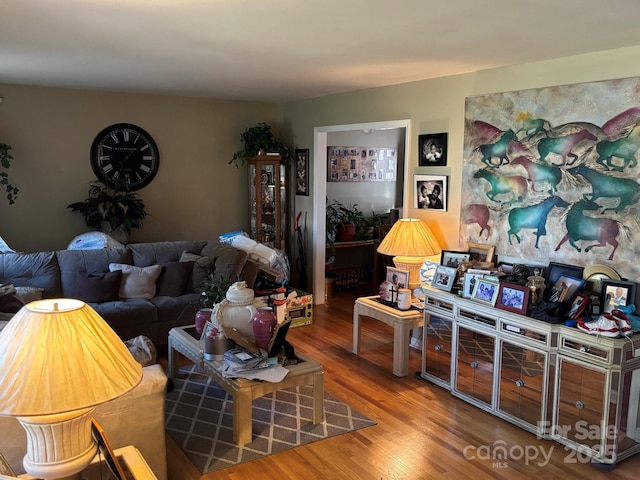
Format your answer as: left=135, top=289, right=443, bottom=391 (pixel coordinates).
left=414, top=174, right=447, bottom=211
left=418, top=133, right=448, bottom=167
left=295, top=148, right=309, bottom=196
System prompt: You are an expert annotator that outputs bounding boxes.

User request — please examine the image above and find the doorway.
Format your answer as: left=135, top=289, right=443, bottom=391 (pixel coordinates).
left=312, top=119, right=411, bottom=304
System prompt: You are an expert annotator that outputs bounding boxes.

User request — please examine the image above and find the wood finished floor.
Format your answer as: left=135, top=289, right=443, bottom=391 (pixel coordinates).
left=162, top=287, right=640, bottom=479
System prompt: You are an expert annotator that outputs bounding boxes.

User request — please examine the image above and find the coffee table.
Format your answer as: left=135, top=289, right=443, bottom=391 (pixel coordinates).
left=168, top=325, right=324, bottom=445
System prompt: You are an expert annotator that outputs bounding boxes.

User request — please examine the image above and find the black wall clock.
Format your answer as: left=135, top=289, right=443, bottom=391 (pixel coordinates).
left=90, top=123, right=159, bottom=191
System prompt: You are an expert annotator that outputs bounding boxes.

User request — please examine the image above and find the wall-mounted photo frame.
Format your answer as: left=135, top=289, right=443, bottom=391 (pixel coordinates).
left=418, top=133, right=448, bottom=167
left=295, top=148, right=309, bottom=196
left=471, top=278, right=500, bottom=306
left=600, top=279, right=636, bottom=314
left=463, top=272, right=484, bottom=298
left=386, top=266, right=409, bottom=290
left=431, top=265, right=457, bottom=292
left=467, top=242, right=495, bottom=264
left=496, top=282, right=530, bottom=316
left=440, top=250, right=469, bottom=267
left=327, top=146, right=396, bottom=182
left=414, top=174, right=447, bottom=211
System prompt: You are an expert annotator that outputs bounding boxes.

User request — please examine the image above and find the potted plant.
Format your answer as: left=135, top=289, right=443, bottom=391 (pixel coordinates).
left=229, top=122, right=291, bottom=167
left=67, top=181, right=148, bottom=244
left=0, top=143, right=19, bottom=204
left=326, top=199, right=367, bottom=244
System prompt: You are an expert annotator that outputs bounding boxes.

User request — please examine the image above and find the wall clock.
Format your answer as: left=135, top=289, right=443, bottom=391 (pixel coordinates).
left=90, top=123, right=159, bottom=190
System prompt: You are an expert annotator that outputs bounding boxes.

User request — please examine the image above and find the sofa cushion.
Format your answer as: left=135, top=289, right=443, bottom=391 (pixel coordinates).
left=129, top=241, right=206, bottom=267
left=90, top=298, right=158, bottom=330
left=109, top=263, right=163, bottom=299
left=57, top=248, right=131, bottom=298
left=0, top=251, right=61, bottom=297
left=14, top=286, right=44, bottom=304
left=156, top=261, right=194, bottom=297
left=180, top=251, right=215, bottom=291
left=74, top=270, right=122, bottom=303
left=200, top=243, right=248, bottom=284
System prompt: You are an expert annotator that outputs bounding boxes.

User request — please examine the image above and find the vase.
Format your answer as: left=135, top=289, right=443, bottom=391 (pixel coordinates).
left=252, top=307, right=277, bottom=351
left=195, top=308, right=212, bottom=335
left=216, top=281, right=257, bottom=341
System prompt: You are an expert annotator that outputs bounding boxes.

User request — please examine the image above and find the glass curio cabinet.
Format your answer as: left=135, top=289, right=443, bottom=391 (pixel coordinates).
left=247, top=155, right=288, bottom=250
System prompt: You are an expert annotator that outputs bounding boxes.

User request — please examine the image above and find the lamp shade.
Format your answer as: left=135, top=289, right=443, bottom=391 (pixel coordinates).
left=0, top=298, right=142, bottom=416
left=377, top=218, right=441, bottom=257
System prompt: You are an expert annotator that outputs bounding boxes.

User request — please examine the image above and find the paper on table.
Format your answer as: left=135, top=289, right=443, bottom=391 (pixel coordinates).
left=221, top=363, right=289, bottom=382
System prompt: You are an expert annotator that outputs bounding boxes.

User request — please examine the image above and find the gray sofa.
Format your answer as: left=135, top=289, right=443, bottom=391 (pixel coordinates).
left=0, top=240, right=250, bottom=347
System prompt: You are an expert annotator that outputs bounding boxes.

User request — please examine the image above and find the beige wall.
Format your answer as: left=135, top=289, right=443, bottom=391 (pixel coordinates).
left=283, top=45, right=640, bottom=261
left=0, top=84, right=279, bottom=252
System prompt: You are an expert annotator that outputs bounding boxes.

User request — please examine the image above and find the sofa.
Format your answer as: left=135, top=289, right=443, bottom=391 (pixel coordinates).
left=0, top=364, right=169, bottom=480
left=0, top=240, right=251, bottom=347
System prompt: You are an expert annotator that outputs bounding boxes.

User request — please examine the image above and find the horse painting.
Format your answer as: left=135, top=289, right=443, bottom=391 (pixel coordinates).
left=595, top=135, right=639, bottom=172
left=510, top=156, right=563, bottom=194
left=572, top=163, right=640, bottom=213
left=554, top=199, right=621, bottom=260
left=473, top=169, right=528, bottom=204
left=507, top=196, right=569, bottom=248
left=475, top=129, right=517, bottom=167
left=536, top=129, right=597, bottom=165
left=461, top=203, right=492, bottom=239
left=515, top=111, right=550, bottom=137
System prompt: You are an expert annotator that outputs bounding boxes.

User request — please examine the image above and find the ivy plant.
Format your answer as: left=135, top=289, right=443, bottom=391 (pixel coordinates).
left=0, top=143, right=19, bottom=204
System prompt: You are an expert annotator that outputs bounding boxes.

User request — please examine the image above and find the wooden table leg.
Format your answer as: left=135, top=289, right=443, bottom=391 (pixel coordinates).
left=233, top=391, right=253, bottom=446
left=312, top=371, right=324, bottom=424
left=392, top=319, right=411, bottom=377
left=168, top=336, right=178, bottom=377
left=352, top=304, right=361, bottom=355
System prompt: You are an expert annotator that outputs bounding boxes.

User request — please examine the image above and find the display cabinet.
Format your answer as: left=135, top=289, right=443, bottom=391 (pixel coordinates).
left=247, top=155, right=288, bottom=250
left=420, top=284, right=640, bottom=466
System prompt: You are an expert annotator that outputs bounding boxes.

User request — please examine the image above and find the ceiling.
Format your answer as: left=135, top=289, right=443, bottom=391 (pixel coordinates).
left=3, top=0, right=640, bottom=103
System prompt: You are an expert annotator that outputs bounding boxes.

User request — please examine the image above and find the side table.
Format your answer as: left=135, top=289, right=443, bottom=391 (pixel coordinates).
left=353, top=295, right=423, bottom=377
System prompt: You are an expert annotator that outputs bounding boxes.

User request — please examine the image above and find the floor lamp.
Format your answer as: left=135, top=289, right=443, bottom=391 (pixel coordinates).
left=376, top=218, right=441, bottom=296
left=0, top=299, right=142, bottom=480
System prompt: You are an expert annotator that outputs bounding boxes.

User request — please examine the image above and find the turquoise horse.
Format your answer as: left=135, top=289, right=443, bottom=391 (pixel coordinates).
left=511, top=156, right=563, bottom=194
left=595, top=136, right=639, bottom=172
left=554, top=199, right=620, bottom=260
left=475, top=129, right=517, bottom=167
left=473, top=169, right=528, bottom=204
left=537, top=129, right=597, bottom=165
left=507, top=196, right=569, bottom=248
left=572, top=164, right=640, bottom=213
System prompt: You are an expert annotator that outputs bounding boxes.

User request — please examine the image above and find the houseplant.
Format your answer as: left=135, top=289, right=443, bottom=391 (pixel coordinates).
left=229, top=122, right=291, bottom=167
left=67, top=181, right=148, bottom=244
left=326, top=199, right=368, bottom=245
left=0, top=143, right=19, bottom=204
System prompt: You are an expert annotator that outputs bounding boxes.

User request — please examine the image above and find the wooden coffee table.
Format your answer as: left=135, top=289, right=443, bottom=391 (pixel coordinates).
left=168, top=325, right=324, bottom=445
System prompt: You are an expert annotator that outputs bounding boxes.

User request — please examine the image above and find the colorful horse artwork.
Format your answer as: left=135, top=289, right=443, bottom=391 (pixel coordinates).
left=554, top=199, right=622, bottom=261
left=515, top=111, right=550, bottom=137
left=536, top=129, right=597, bottom=165
left=510, top=156, right=563, bottom=194
left=473, top=169, right=528, bottom=204
left=461, top=203, right=492, bottom=239
left=475, top=129, right=517, bottom=167
left=571, top=164, right=640, bottom=213
left=507, top=196, right=569, bottom=248
left=595, top=135, right=639, bottom=172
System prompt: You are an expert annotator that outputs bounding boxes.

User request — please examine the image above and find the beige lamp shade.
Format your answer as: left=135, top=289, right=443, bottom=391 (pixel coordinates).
left=0, top=298, right=142, bottom=416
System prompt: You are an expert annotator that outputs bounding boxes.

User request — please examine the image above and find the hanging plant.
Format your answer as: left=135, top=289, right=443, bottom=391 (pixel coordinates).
left=0, top=143, right=19, bottom=204
left=229, top=122, right=291, bottom=167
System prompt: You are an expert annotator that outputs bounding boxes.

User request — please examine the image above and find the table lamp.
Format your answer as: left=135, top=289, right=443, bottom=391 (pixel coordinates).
left=0, top=299, right=142, bottom=480
left=377, top=218, right=441, bottom=295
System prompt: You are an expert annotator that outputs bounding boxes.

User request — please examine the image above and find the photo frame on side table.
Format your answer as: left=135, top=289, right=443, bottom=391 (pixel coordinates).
left=600, top=279, right=636, bottom=314
left=431, top=265, right=457, bottom=292
left=471, top=278, right=500, bottom=306
left=91, top=418, right=126, bottom=480
left=418, top=132, right=448, bottom=167
left=496, top=282, right=530, bottom=315
left=386, top=266, right=409, bottom=289
left=295, top=148, right=309, bottom=196
left=414, top=174, right=447, bottom=211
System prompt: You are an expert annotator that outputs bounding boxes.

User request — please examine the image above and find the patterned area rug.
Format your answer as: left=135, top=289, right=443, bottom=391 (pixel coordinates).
left=165, top=365, right=376, bottom=473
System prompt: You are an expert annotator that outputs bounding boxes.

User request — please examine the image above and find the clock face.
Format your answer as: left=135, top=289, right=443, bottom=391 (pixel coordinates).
left=90, top=123, right=159, bottom=190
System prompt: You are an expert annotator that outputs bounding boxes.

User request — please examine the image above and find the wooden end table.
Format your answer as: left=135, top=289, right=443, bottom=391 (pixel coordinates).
left=168, top=325, right=324, bottom=446
left=353, top=295, right=423, bottom=377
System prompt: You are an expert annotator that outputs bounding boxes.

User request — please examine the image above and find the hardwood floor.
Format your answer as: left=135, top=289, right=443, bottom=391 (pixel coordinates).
left=163, top=288, right=640, bottom=479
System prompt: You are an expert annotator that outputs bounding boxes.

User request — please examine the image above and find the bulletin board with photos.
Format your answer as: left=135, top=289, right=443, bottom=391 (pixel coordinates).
left=327, top=146, right=397, bottom=182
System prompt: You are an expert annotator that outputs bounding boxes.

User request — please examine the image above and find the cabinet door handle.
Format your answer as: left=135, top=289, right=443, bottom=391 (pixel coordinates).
left=515, top=379, right=525, bottom=387
left=470, top=361, right=479, bottom=369
left=434, top=344, right=442, bottom=351
left=575, top=400, right=584, bottom=410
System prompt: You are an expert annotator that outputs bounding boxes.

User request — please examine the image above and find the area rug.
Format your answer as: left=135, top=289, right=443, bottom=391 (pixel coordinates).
left=165, top=365, right=376, bottom=473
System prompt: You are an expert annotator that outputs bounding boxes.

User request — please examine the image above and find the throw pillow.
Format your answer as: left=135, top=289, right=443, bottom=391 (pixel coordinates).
left=14, top=286, right=44, bottom=304
left=180, top=251, right=214, bottom=291
left=156, top=261, right=194, bottom=297
left=74, top=271, right=122, bottom=303
left=109, top=263, right=163, bottom=299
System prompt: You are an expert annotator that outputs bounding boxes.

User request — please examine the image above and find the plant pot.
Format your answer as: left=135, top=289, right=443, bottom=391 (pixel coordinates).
left=336, top=224, right=356, bottom=242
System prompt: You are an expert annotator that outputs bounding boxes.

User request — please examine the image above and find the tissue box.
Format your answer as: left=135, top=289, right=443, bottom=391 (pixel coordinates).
left=286, top=289, right=313, bottom=328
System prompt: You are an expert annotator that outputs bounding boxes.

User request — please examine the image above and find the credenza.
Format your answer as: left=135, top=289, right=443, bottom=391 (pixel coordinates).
left=420, top=285, right=640, bottom=465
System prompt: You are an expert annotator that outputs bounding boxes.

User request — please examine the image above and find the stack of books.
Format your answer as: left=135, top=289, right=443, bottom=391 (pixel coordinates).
left=221, top=347, right=283, bottom=380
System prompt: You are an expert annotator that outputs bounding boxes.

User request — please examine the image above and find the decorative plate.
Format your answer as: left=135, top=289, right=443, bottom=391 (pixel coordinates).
left=583, top=265, right=620, bottom=294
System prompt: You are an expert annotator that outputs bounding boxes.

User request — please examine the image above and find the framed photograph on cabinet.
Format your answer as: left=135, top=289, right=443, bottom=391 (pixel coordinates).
left=496, top=282, right=529, bottom=315
left=544, top=261, right=584, bottom=287
left=418, top=133, right=447, bottom=167
left=567, top=293, right=589, bottom=319
left=467, top=242, right=495, bottom=264
left=463, top=272, right=484, bottom=298
left=431, top=265, right=457, bottom=292
left=600, top=279, right=636, bottom=314
left=295, top=148, right=309, bottom=196
left=470, top=278, right=499, bottom=306
left=440, top=250, right=469, bottom=267
left=414, top=174, right=447, bottom=211
left=548, top=275, right=585, bottom=304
